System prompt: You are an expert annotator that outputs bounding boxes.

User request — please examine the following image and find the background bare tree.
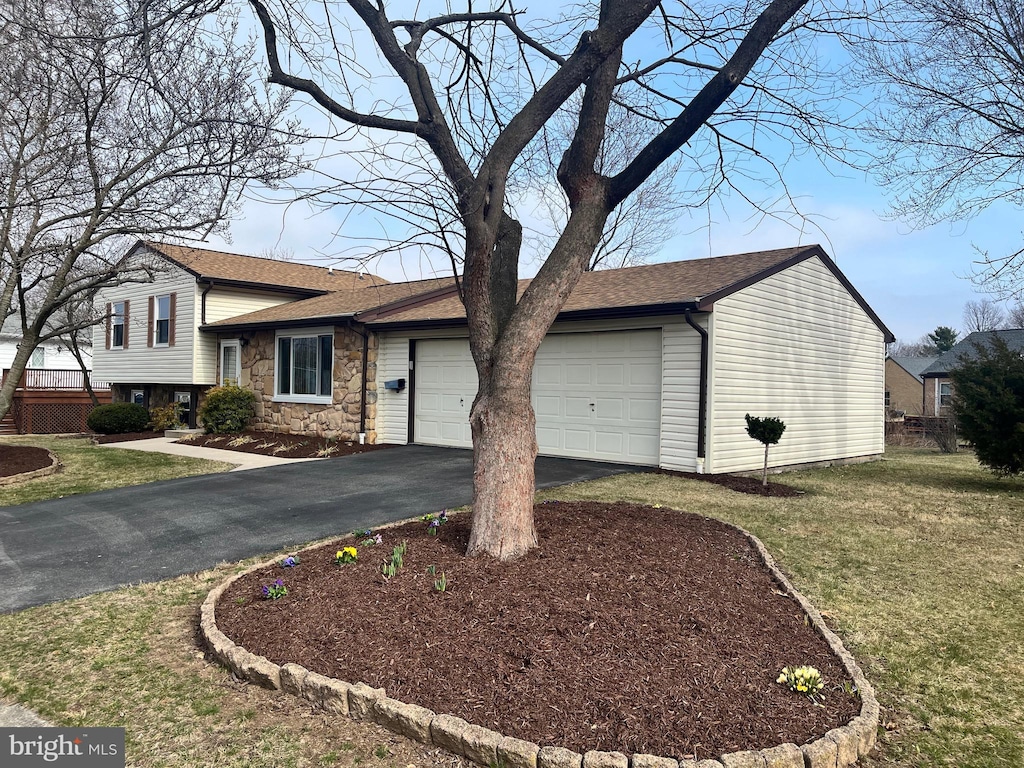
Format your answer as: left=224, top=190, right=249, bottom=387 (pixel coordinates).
left=963, top=299, right=1007, bottom=333
left=860, top=0, right=1024, bottom=295
left=242, top=0, right=870, bottom=558
left=0, top=0, right=297, bottom=422
left=1006, top=302, right=1024, bottom=328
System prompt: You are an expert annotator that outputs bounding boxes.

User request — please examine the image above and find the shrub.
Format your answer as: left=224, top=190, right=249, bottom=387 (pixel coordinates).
left=87, top=402, right=150, bottom=434
left=148, top=403, right=184, bottom=431
left=198, top=385, right=257, bottom=434
left=950, top=337, right=1024, bottom=475
left=744, top=414, right=787, bottom=488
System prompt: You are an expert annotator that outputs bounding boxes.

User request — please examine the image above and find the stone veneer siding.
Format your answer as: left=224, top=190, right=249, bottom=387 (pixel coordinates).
left=239, top=326, right=377, bottom=442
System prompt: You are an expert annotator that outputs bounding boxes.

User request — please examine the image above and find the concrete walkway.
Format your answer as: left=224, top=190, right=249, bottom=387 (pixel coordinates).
left=0, top=703, right=51, bottom=726
left=99, top=437, right=320, bottom=471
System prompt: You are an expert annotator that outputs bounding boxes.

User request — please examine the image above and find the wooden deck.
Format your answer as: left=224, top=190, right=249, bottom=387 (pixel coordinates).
left=1, top=369, right=112, bottom=435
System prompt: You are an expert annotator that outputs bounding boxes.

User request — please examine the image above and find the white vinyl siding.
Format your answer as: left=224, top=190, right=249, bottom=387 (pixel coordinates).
left=705, top=256, right=885, bottom=474
left=659, top=318, right=705, bottom=471
left=195, top=287, right=304, bottom=385
left=0, top=339, right=87, bottom=371
left=92, top=263, right=196, bottom=385
left=377, top=334, right=411, bottom=444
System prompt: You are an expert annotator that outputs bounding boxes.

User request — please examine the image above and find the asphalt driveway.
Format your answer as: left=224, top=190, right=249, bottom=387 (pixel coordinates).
left=0, top=445, right=629, bottom=613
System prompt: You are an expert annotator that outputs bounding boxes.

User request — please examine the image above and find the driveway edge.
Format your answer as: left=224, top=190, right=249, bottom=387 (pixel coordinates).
left=199, top=522, right=879, bottom=768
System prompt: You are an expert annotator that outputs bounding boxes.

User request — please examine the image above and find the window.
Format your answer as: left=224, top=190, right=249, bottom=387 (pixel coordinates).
left=131, top=389, right=145, bottom=406
left=220, top=340, right=241, bottom=387
left=884, top=390, right=891, bottom=407
left=939, top=381, right=952, bottom=407
left=29, top=347, right=45, bottom=368
left=112, top=301, right=125, bottom=349
left=155, top=294, right=171, bottom=345
left=275, top=329, right=333, bottom=403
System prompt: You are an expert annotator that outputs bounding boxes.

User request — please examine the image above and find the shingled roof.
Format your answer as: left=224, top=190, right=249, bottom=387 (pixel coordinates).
left=204, top=277, right=457, bottom=330
left=359, top=244, right=892, bottom=341
left=137, top=241, right=389, bottom=295
left=921, top=329, right=1024, bottom=376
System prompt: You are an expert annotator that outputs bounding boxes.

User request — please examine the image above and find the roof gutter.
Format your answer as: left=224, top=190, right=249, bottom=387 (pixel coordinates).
left=684, top=309, right=709, bottom=467
left=200, top=280, right=214, bottom=325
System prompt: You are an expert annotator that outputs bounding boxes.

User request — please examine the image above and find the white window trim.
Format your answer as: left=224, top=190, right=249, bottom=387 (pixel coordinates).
left=220, top=339, right=241, bottom=387
left=112, top=301, right=126, bottom=350
left=274, top=326, right=335, bottom=405
left=938, top=380, right=952, bottom=410
left=154, top=294, right=171, bottom=347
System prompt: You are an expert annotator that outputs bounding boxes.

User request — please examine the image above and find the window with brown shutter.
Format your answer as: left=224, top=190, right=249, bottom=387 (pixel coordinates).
left=123, top=300, right=130, bottom=348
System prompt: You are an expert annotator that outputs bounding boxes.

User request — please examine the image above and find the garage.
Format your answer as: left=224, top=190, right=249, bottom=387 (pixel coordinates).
left=413, top=330, right=662, bottom=465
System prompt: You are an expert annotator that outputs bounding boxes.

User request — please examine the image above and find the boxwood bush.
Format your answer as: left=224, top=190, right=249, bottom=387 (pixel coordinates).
left=198, top=385, right=257, bottom=434
left=86, top=402, right=151, bottom=434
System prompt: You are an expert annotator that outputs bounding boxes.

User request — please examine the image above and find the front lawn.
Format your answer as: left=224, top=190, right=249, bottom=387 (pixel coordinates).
left=0, top=447, right=1020, bottom=767
left=0, top=435, right=234, bottom=507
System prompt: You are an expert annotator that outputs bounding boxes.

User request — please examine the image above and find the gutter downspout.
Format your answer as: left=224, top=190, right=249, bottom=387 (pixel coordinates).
left=346, top=318, right=369, bottom=443
left=684, top=309, right=709, bottom=473
left=200, top=280, right=213, bottom=325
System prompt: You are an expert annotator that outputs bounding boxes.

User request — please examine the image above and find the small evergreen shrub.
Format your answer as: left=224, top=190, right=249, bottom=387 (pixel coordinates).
left=149, top=403, right=184, bottom=431
left=87, top=402, right=150, bottom=434
left=745, top=414, right=787, bottom=488
left=199, top=385, right=257, bottom=434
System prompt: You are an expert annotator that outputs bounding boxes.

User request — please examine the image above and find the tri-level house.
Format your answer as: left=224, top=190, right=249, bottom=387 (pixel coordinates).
left=95, top=240, right=894, bottom=474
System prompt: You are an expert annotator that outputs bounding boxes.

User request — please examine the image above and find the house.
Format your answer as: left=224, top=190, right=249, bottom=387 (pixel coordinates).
left=884, top=356, right=937, bottom=416
left=1, top=317, right=91, bottom=373
left=919, top=329, right=1024, bottom=416
left=95, top=241, right=893, bottom=474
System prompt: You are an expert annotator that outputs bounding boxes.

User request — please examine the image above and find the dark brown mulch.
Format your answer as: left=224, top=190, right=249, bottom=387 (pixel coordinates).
left=0, top=444, right=53, bottom=477
left=93, top=431, right=164, bottom=443
left=177, top=432, right=395, bottom=459
left=216, top=502, right=860, bottom=760
left=654, top=468, right=803, bottom=497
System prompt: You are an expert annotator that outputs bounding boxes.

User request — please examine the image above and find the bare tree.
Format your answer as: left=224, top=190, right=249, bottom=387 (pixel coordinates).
left=0, top=0, right=297, bottom=422
left=527, top=104, right=682, bottom=271
left=242, top=0, right=867, bottom=559
left=888, top=338, right=935, bottom=358
left=860, top=0, right=1024, bottom=294
left=1006, top=302, right=1024, bottom=329
left=963, top=299, right=1006, bottom=333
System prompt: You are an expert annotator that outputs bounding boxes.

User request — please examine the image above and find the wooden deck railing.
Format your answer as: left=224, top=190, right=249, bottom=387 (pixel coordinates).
left=2, top=368, right=111, bottom=391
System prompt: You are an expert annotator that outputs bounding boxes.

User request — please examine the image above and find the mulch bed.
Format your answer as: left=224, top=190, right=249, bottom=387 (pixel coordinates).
left=176, top=432, right=395, bottom=459
left=0, top=444, right=53, bottom=477
left=216, top=502, right=860, bottom=760
left=654, top=468, right=803, bottom=497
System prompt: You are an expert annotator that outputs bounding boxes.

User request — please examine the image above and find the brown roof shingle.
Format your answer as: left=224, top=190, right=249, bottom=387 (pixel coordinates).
left=204, top=277, right=457, bottom=328
left=141, top=241, right=389, bottom=294
left=362, top=245, right=819, bottom=325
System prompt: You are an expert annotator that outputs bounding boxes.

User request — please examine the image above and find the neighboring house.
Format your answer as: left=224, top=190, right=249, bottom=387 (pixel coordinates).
left=885, top=355, right=937, bottom=416
left=95, top=240, right=893, bottom=474
left=920, top=329, right=1024, bottom=417
left=1, top=317, right=91, bottom=372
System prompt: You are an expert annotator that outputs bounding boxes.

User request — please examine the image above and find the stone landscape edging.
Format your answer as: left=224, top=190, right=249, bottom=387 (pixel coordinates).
left=0, top=450, right=61, bottom=487
left=199, top=518, right=880, bottom=768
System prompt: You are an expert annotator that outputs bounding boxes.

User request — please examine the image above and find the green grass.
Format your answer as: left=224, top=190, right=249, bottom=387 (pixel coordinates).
left=0, top=435, right=233, bottom=506
left=0, top=447, right=1021, bottom=766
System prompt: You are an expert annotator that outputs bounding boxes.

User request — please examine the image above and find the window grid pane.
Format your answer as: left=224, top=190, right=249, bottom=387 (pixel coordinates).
left=292, top=337, right=318, bottom=395
left=277, top=338, right=291, bottom=395
left=319, top=335, right=333, bottom=397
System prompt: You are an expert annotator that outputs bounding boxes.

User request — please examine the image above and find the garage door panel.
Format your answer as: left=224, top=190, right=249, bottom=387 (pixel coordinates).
left=416, top=330, right=662, bottom=465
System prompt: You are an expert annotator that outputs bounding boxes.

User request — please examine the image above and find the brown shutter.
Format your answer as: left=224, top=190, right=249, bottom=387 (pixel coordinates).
left=168, top=292, right=176, bottom=347
left=105, top=303, right=111, bottom=349
left=123, top=300, right=130, bottom=349
left=147, top=296, right=154, bottom=348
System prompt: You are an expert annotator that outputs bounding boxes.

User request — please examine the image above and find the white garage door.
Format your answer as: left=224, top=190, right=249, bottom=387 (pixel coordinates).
left=414, top=330, right=662, bottom=465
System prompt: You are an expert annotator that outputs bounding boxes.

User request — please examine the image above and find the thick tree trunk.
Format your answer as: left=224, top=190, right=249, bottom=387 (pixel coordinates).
left=0, top=332, right=38, bottom=424
left=466, top=374, right=539, bottom=559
